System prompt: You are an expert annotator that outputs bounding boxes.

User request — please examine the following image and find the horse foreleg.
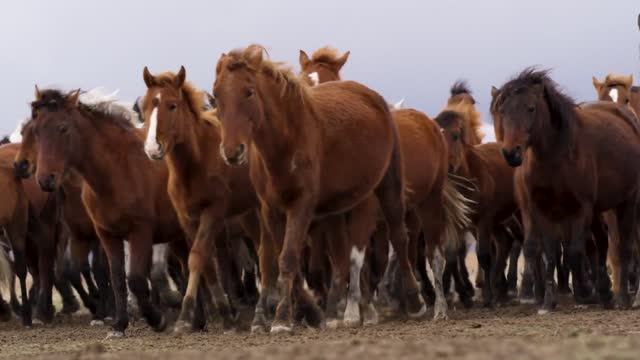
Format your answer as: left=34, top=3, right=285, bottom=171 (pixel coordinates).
left=98, top=230, right=128, bottom=338
left=616, top=202, right=637, bottom=308
left=323, top=216, right=350, bottom=329
left=476, top=223, right=494, bottom=307
left=272, top=201, right=315, bottom=333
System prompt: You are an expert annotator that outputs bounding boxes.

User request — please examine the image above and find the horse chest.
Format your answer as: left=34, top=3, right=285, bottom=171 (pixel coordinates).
left=531, top=186, right=582, bottom=221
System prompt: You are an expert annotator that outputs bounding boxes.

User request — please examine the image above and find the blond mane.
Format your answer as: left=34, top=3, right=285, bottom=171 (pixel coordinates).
left=443, top=102, right=484, bottom=145
left=223, top=44, right=310, bottom=102
left=310, top=46, right=341, bottom=64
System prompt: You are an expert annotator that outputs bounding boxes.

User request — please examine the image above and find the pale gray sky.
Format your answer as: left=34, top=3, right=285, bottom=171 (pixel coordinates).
left=1, top=1, right=638, bottom=142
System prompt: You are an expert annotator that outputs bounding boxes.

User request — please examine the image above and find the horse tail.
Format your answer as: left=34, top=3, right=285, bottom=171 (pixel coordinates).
left=441, top=174, right=475, bottom=253
left=0, top=243, right=11, bottom=292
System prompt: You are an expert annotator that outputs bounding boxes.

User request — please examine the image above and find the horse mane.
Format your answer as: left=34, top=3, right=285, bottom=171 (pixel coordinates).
left=224, top=44, right=310, bottom=101
left=310, top=46, right=341, bottom=64
left=499, top=67, right=577, bottom=150
left=0, top=136, right=9, bottom=145
left=603, top=73, right=633, bottom=88
left=146, top=72, right=207, bottom=121
left=443, top=81, right=484, bottom=144
left=31, top=88, right=137, bottom=130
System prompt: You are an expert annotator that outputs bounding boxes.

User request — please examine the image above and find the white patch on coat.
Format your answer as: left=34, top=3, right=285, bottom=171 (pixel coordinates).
left=609, top=88, right=619, bottom=103
left=308, top=72, right=320, bottom=86
left=144, top=93, right=161, bottom=157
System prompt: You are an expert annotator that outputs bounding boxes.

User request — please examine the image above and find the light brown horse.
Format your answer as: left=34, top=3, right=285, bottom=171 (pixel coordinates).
left=493, top=68, right=640, bottom=313
left=299, top=47, right=350, bottom=86
left=592, top=74, right=640, bottom=117
left=140, top=67, right=259, bottom=332
left=213, top=45, right=425, bottom=332
left=24, top=87, right=188, bottom=337
left=435, top=82, right=518, bottom=306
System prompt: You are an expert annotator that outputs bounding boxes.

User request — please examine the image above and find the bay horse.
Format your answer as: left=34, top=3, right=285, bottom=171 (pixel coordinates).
left=299, top=47, right=350, bottom=86
left=24, top=87, right=188, bottom=337
left=213, top=45, right=425, bottom=332
left=435, top=82, right=519, bottom=306
left=592, top=74, right=640, bottom=117
left=493, top=68, right=640, bottom=313
left=140, top=66, right=259, bottom=332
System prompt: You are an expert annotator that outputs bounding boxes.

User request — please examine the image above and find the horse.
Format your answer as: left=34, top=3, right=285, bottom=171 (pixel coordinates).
left=592, top=74, right=640, bottom=117
left=435, top=82, right=519, bottom=306
left=299, top=46, right=350, bottom=86
left=0, top=136, right=9, bottom=145
left=492, top=68, right=640, bottom=313
left=0, top=240, right=11, bottom=321
left=140, top=66, right=259, bottom=332
left=22, top=87, right=189, bottom=337
left=213, top=45, right=426, bottom=332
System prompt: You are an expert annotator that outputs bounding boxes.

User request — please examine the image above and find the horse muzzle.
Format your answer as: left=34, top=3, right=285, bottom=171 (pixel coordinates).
left=501, top=146, right=523, bottom=167
left=38, top=173, right=59, bottom=192
left=220, top=143, right=247, bottom=166
left=14, top=160, right=32, bottom=179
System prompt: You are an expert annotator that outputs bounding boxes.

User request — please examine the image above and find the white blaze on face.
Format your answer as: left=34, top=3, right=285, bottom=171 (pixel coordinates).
left=609, top=88, right=619, bottom=103
left=308, top=72, right=319, bottom=86
left=144, top=93, right=161, bottom=157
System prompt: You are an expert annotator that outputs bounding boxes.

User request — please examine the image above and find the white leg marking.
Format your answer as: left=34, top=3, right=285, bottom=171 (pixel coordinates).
left=344, top=246, right=365, bottom=327
left=609, top=88, right=619, bottom=103
left=308, top=72, right=319, bottom=86
left=144, top=93, right=161, bottom=158
left=431, top=247, right=448, bottom=321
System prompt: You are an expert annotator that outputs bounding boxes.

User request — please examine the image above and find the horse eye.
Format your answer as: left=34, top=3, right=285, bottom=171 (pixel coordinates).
left=169, top=104, right=178, bottom=111
left=245, top=89, right=255, bottom=98
left=58, top=124, right=69, bottom=134
left=625, top=99, right=630, bottom=104
left=452, top=134, right=459, bottom=141
left=527, top=105, right=535, bottom=113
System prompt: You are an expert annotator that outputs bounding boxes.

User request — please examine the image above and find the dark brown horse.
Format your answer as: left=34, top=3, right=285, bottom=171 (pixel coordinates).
left=436, top=82, right=518, bottom=306
left=23, top=87, right=188, bottom=337
left=213, top=45, right=425, bottom=332
left=592, top=74, right=640, bottom=117
left=140, top=67, right=259, bottom=332
left=493, top=68, right=640, bottom=313
left=299, top=47, right=350, bottom=86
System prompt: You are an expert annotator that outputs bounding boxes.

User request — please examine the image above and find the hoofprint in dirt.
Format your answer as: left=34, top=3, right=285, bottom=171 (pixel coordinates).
left=2, top=299, right=640, bottom=360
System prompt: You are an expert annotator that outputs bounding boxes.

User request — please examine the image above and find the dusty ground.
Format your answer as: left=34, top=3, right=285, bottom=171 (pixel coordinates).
left=3, top=294, right=640, bottom=359
left=2, top=257, right=640, bottom=359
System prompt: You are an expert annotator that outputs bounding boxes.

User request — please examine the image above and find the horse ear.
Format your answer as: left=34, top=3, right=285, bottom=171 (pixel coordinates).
left=174, top=66, right=186, bottom=88
left=490, top=86, right=499, bottom=99
left=66, top=89, right=81, bottom=107
left=216, top=53, right=226, bottom=74
left=592, top=76, right=602, bottom=91
left=245, top=46, right=264, bottom=69
left=206, top=92, right=217, bottom=109
left=143, top=66, right=156, bottom=88
left=34, top=85, right=41, bottom=101
left=299, top=50, right=311, bottom=69
left=623, top=74, right=633, bottom=87
left=335, top=51, right=350, bottom=70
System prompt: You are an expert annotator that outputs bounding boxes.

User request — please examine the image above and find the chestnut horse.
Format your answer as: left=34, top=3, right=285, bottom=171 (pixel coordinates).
left=592, top=74, right=640, bottom=117
left=24, top=87, right=188, bottom=337
left=493, top=68, right=640, bottom=313
left=214, top=45, right=425, bottom=332
left=436, top=82, right=518, bottom=306
left=299, top=47, right=350, bottom=86
left=140, top=67, right=259, bottom=332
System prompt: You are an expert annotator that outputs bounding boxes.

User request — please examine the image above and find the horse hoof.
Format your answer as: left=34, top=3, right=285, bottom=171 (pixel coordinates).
left=270, top=324, right=292, bottom=334
left=408, top=304, right=427, bottom=319
left=105, top=331, right=125, bottom=339
left=343, top=317, right=361, bottom=328
left=363, top=305, right=379, bottom=326
left=105, top=316, right=113, bottom=322
left=153, top=315, right=167, bottom=332
left=519, top=297, right=536, bottom=305
left=433, top=312, right=449, bottom=321
left=632, top=299, right=640, bottom=309
left=173, top=320, right=191, bottom=334
left=326, top=318, right=342, bottom=329
left=32, top=319, right=44, bottom=326
left=537, top=308, right=552, bottom=315
left=90, top=320, right=105, bottom=327
left=251, top=325, right=267, bottom=333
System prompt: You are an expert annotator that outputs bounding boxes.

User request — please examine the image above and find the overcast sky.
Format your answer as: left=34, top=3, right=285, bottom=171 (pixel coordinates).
left=1, top=1, right=638, bottom=142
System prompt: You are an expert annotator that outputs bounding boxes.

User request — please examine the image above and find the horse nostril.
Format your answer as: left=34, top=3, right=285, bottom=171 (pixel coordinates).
left=514, top=145, right=522, bottom=153
left=237, top=144, right=246, bottom=155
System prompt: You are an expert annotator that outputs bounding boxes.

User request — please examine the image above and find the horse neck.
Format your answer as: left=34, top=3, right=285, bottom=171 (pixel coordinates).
left=253, top=76, right=313, bottom=171
left=166, top=112, right=214, bottom=179
left=530, top=115, right=576, bottom=162
left=73, top=118, right=139, bottom=197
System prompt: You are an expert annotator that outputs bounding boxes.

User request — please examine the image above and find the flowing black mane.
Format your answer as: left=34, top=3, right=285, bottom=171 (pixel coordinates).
left=450, top=80, right=472, bottom=96
left=31, top=88, right=134, bottom=130
left=498, top=68, right=577, bottom=150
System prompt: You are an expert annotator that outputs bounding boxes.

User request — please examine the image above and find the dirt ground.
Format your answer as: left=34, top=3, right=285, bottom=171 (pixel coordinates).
left=2, top=257, right=640, bottom=359
left=2, top=299, right=640, bottom=360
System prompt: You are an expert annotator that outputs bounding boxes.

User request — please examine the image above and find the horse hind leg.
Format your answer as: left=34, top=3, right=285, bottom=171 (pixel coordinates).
left=149, top=244, right=181, bottom=309
left=427, top=243, right=448, bottom=321
left=374, top=143, right=425, bottom=317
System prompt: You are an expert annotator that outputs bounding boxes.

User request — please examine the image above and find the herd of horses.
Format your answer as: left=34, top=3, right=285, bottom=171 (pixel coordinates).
left=1, top=18, right=640, bottom=339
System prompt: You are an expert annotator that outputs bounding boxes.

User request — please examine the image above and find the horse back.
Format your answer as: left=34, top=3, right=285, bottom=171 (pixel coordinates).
left=474, top=142, right=517, bottom=221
